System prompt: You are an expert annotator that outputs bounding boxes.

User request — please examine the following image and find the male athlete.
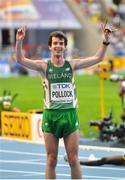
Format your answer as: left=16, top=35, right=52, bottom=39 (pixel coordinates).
left=64, top=154, right=125, bottom=166
left=15, top=24, right=111, bottom=179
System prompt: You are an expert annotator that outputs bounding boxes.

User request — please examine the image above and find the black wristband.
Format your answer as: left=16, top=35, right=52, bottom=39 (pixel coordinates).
left=103, top=41, right=110, bottom=46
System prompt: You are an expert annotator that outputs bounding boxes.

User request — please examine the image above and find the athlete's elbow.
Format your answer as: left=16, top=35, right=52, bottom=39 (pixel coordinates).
left=94, top=56, right=103, bottom=64
left=15, top=55, right=24, bottom=65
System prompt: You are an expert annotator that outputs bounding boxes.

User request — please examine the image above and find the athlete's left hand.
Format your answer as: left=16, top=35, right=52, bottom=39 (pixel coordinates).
left=101, top=21, right=112, bottom=42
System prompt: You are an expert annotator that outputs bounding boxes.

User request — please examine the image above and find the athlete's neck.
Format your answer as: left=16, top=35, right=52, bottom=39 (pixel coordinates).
left=51, top=56, right=64, bottom=67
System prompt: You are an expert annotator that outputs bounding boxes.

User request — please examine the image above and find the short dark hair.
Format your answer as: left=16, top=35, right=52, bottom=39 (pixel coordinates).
left=48, top=31, right=68, bottom=47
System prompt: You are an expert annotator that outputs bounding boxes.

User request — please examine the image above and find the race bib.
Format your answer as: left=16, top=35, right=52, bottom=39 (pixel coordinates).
left=50, top=83, right=74, bottom=103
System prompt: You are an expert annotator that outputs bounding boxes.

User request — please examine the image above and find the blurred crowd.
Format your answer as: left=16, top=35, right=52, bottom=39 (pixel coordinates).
left=0, top=43, right=84, bottom=77
left=1, top=0, right=125, bottom=77
left=0, top=46, right=29, bottom=77
left=75, top=0, right=125, bottom=56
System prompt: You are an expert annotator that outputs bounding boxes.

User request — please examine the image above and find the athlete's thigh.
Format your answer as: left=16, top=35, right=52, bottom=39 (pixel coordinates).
left=43, top=132, right=59, bottom=156
left=63, top=130, right=80, bottom=156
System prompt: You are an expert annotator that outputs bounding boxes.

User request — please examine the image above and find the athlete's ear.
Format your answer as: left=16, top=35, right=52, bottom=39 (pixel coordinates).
left=64, top=47, right=67, bottom=51
left=49, top=46, right=52, bottom=50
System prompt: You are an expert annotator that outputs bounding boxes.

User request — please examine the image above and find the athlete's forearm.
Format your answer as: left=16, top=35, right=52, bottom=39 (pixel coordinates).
left=15, top=40, right=25, bottom=64
left=94, top=41, right=109, bottom=61
left=93, top=25, right=111, bottom=64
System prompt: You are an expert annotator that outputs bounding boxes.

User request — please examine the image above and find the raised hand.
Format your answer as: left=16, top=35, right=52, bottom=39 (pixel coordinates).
left=101, top=20, right=112, bottom=42
left=101, top=18, right=120, bottom=42
left=16, top=26, right=27, bottom=41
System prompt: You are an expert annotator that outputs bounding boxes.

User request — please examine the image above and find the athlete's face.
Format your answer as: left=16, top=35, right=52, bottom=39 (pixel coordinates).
left=49, top=37, right=66, bottom=56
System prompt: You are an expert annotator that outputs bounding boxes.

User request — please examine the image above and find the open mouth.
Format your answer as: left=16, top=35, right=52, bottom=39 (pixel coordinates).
left=55, top=48, right=62, bottom=53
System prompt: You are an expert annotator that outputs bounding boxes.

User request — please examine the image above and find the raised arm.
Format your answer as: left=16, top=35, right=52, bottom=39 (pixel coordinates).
left=71, top=23, right=112, bottom=71
left=15, top=27, right=46, bottom=74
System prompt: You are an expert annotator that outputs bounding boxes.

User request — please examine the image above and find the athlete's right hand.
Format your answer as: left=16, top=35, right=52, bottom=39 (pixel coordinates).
left=16, top=26, right=27, bottom=41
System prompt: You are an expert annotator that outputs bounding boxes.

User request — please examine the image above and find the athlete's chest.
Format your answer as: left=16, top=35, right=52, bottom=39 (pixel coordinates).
left=47, top=63, right=72, bottom=82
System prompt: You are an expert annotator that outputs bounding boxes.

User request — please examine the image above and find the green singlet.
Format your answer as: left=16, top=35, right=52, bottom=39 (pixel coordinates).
left=42, top=60, right=79, bottom=138
left=43, top=60, right=77, bottom=109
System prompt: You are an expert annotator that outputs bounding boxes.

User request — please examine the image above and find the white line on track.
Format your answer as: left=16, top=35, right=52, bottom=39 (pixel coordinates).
left=0, top=170, right=124, bottom=180
left=0, top=149, right=88, bottom=159
left=0, top=149, right=62, bottom=158
left=0, top=160, right=125, bottom=171
left=0, top=169, right=70, bottom=177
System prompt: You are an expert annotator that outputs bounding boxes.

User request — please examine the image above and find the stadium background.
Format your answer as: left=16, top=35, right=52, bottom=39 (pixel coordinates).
left=0, top=0, right=125, bottom=140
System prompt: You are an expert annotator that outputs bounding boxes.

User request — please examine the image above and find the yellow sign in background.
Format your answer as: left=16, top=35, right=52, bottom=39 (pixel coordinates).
left=1, top=111, right=32, bottom=140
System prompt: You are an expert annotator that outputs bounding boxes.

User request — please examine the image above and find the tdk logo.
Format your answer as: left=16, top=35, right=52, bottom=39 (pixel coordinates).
left=52, top=83, right=70, bottom=89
